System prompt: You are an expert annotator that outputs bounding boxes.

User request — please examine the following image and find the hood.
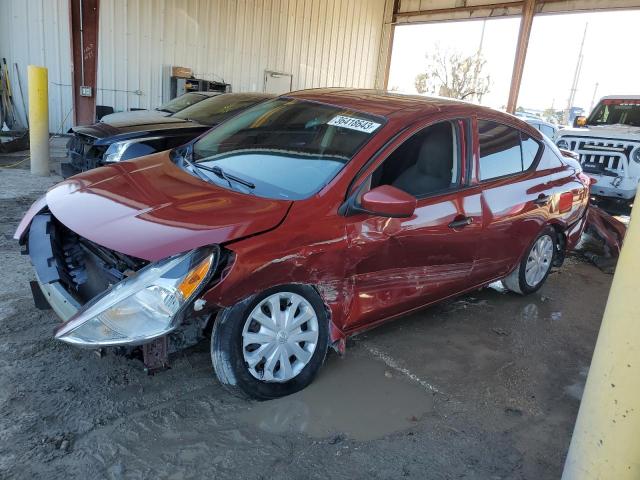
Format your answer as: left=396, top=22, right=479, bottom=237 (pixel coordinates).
left=99, top=109, right=171, bottom=124
left=44, top=152, right=292, bottom=261
left=558, top=124, right=640, bottom=142
left=71, top=117, right=207, bottom=144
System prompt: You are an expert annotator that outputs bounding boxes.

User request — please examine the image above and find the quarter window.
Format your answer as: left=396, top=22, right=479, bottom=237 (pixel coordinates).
left=537, top=145, right=564, bottom=170
left=521, top=134, right=541, bottom=170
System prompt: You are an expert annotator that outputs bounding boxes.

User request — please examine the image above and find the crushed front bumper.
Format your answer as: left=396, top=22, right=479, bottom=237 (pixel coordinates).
left=64, top=135, right=106, bottom=178
left=25, top=212, right=85, bottom=322
left=33, top=272, right=81, bottom=321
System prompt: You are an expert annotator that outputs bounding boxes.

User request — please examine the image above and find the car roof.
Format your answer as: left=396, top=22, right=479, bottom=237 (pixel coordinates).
left=194, top=91, right=225, bottom=97
left=600, top=95, right=640, bottom=101
left=198, top=92, right=276, bottom=101
left=284, top=88, right=539, bottom=135
left=285, top=88, right=471, bottom=117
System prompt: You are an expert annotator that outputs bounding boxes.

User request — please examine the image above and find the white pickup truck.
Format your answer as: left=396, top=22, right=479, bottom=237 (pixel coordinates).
left=555, top=95, right=640, bottom=206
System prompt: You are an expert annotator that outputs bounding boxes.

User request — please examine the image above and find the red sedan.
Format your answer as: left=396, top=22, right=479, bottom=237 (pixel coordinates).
left=15, top=89, right=590, bottom=399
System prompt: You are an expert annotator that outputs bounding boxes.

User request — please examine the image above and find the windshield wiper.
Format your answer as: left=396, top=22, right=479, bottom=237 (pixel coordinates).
left=193, top=163, right=256, bottom=189
left=179, top=152, right=215, bottom=185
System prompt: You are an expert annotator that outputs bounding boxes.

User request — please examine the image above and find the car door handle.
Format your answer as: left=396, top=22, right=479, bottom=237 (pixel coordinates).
left=533, top=195, right=550, bottom=206
left=448, top=217, right=473, bottom=229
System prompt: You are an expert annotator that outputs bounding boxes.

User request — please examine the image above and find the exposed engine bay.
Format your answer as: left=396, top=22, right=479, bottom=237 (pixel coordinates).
left=25, top=212, right=217, bottom=372
left=28, top=212, right=148, bottom=304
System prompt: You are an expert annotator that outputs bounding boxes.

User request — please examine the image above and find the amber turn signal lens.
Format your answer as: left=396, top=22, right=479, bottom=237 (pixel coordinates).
left=178, top=255, right=213, bottom=299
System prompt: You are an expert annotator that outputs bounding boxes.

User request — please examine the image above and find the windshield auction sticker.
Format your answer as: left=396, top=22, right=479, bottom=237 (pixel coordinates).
left=328, top=115, right=381, bottom=133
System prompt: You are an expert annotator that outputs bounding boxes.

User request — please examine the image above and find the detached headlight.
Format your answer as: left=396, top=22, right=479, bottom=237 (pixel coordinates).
left=556, top=139, right=569, bottom=150
left=103, top=141, right=130, bottom=163
left=55, top=247, right=217, bottom=347
left=633, top=147, right=640, bottom=164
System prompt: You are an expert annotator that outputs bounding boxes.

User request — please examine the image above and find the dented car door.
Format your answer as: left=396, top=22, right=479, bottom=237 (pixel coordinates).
left=343, top=118, right=483, bottom=330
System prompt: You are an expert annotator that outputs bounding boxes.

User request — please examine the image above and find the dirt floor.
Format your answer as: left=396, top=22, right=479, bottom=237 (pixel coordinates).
left=0, top=156, right=615, bottom=479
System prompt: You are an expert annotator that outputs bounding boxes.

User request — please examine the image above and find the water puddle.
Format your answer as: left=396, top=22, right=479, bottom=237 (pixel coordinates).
left=239, top=346, right=434, bottom=441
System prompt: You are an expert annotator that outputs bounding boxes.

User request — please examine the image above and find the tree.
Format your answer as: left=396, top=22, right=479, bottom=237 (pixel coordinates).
left=543, top=107, right=563, bottom=125
left=414, top=46, right=491, bottom=102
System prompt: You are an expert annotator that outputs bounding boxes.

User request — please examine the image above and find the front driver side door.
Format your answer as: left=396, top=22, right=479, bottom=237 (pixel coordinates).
left=343, top=118, right=484, bottom=331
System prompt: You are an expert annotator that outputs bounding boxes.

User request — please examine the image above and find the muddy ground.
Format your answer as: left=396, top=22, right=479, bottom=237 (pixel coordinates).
left=0, top=161, right=613, bottom=479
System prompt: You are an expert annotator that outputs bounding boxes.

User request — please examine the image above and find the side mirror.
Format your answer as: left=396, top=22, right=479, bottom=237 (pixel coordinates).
left=359, top=185, right=416, bottom=218
left=574, top=116, right=587, bottom=128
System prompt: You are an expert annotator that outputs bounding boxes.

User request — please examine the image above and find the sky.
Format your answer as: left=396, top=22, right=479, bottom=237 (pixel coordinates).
left=387, top=10, right=640, bottom=114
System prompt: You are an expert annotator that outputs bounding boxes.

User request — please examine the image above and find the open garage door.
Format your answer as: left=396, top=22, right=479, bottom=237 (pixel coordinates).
left=380, top=0, right=640, bottom=112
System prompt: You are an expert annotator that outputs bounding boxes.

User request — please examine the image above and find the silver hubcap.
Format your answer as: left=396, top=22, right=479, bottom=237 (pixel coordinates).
left=525, top=234, right=553, bottom=287
left=242, top=292, right=319, bottom=383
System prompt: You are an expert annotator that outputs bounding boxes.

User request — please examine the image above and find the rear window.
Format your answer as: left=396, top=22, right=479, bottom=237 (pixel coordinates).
left=157, top=92, right=207, bottom=114
left=174, top=94, right=266, bottom=126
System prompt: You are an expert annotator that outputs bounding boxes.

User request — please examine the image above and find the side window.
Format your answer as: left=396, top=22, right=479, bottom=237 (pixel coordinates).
left=368, top=121, right=462, bottom=198
left=521, top=134, right=541, bottom=170
left=478, top=120, right=522, bottom=180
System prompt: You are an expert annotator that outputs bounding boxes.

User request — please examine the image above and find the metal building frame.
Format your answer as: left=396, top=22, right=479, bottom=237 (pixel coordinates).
left=381, top=0, right=640, bottom=112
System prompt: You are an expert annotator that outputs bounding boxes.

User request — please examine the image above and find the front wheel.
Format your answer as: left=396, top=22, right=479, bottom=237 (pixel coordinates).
left=211, top=285, right=329, bottom=400
left=503, top=228, right=556, bottom=295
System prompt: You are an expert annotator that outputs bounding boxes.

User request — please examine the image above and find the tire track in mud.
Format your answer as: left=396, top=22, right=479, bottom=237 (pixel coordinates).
left=361, top=342, right=446, bottom=397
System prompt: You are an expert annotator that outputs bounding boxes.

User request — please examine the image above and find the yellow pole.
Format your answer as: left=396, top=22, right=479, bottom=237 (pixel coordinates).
left=562, top=202, right=640, bottom=479
left=27, top=65, right=49, bottom=176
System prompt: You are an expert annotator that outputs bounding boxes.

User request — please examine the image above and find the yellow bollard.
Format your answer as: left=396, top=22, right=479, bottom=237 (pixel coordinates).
left=562, top=202, right=640, bottom=479
left=27, top=65, right=49, bottom=176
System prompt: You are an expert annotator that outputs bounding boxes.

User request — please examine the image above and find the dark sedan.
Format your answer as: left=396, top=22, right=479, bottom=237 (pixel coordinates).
left=63, top=92, right=274, bottom=177
left=99, top=91, right=221, bottom=123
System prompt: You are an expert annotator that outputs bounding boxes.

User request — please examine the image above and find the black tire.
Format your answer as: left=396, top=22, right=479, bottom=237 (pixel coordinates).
left=211, top=284, right=329, bottom=400
left=503, top=227, right=557, bottom=295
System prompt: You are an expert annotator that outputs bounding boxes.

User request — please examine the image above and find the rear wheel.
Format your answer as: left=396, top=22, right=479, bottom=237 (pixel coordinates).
left=211, top=285, right=329, bottom=400
left=503, top=227, right=556, bottom=295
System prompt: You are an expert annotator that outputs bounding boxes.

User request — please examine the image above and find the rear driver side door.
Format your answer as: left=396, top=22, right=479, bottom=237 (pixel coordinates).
left=472, top=119, right=558, bottom=283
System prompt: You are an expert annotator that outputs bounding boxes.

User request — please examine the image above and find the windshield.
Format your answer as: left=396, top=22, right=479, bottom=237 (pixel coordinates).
left=189, top=98, right=384, bottom=200
left=587, top=99, right=640, bottom=127
left=156, top=93, right=208, bottom=114
left=173, top=94, right=268, bottom=126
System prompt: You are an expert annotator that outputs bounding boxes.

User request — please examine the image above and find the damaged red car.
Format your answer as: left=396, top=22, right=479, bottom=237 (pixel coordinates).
left=15, top=89, right=590, bottom=399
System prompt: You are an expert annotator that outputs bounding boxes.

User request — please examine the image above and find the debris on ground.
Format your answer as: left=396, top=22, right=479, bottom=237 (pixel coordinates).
left=492, top=327, right=510, bottom=336
left=574, top=205, right=628, bottom=273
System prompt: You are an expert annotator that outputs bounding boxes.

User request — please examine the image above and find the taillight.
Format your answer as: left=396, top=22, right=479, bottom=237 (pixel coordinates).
left=559, top=192, right=573, bottom=213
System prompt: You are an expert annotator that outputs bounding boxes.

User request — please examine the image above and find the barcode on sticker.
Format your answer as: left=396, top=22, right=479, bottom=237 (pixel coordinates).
left=327, top=115, right=381, bottom=133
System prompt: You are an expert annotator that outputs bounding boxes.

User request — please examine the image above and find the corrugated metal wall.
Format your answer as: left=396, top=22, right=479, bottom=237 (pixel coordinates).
left=0, top=0, right=74, bottom=133
left=0, top=0, right=387, bottom=130
left=96, top=0, right=387, bottom=113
